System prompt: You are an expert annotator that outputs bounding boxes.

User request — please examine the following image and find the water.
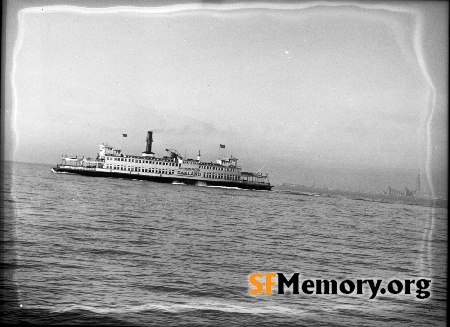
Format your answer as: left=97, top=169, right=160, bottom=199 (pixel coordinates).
left=2, top=162, right=447, bottom=326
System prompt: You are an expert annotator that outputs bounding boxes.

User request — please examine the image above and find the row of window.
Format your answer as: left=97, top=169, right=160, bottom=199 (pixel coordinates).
left=105, top=157, right=237, bottom=172
left=104, top=165, right=241, bottom=180
left=200, top=165, right=235, bottom=172
left=105, top=165, right=175, bottom=174
left=107, top=157, right=178, bottom=166
left=204, top=173, right=239, bottom=180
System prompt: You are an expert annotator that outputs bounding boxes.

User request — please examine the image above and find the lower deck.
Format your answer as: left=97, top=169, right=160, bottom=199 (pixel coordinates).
left=52, top=165, right=273, bottom=191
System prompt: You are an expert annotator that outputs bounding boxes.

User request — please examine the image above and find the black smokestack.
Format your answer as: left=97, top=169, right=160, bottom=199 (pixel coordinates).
left=145, top=131, right=153, bottom=154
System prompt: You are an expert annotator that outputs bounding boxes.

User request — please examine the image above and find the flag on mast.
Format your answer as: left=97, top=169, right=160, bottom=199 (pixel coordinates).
left=220, top=144, right=225, bottom=148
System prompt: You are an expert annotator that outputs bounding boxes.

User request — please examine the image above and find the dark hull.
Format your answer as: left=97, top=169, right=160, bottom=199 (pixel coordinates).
left=52, top=167, right=273, bottom=191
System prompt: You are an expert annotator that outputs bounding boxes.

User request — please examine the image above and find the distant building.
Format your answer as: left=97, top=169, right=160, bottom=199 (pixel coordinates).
left=386, top=186, right=397, bottom=196
left=381, top=186, right=415, bottom=197
left=403, top=187, right=415, bottom=196
left=416, top=173, right=421, bottom=193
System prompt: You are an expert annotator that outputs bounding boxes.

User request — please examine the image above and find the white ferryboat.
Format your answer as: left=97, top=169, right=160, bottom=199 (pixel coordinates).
left=52, top=131, right=272, bottom=191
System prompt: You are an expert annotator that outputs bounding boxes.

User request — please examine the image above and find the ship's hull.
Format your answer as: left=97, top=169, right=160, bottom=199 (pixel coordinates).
left=52, top=166, right=272, bottom=191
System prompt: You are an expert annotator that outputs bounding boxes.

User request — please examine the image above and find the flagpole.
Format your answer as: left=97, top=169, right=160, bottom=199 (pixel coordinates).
left=120, top=133, right=128, bottom=153
left=218, top=144, right=225, bottom=159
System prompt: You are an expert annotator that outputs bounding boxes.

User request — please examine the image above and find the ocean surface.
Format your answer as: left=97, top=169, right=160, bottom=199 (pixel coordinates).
left=2, top=161, right=447, bottom=326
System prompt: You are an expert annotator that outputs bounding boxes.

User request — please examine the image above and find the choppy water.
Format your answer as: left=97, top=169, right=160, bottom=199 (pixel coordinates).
left=2, top=162, right=447, bottom=326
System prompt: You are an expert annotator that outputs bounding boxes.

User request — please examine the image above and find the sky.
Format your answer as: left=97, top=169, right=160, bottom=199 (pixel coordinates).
left=4, top=0, right=448, bottom=196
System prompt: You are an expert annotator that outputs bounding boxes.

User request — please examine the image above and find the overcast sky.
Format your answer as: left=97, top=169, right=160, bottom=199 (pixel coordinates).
left=5, top=1, right=448, bottom=195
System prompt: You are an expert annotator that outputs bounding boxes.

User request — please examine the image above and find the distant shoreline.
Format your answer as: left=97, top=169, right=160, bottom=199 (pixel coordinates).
left=5, top=161, right=448, bottom=208
left=274, top=184, right=448, bottom=208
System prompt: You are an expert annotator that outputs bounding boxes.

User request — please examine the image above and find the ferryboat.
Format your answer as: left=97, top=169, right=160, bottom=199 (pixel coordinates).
left=52, top=131, right=273, bottom=191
